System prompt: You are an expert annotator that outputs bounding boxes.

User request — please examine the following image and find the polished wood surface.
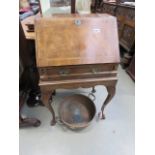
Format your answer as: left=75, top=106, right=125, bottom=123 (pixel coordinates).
left=39, top=63, right=117, bottom=81
left=35, top=14, right=120, bottom=67
left=95, top=2, right=135, bottom=52
left=20, top=13, right=120, bottom=126
left=94, top=2, right=135, bottom=68
left=35, top=14, right=120, bottom=125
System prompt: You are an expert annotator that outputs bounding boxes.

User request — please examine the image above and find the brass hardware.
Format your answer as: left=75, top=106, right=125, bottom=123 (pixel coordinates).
left=91, top=68, right=98, bottom=74
left=40, top=68, right=46, bottom=74
left=59, top=69, right=69, bottom=76
left=75, top=19, right=81, bottom=26
left=88, top=93, right=96, bottom=101
left=92, top=87, right=96, bottom=93
left=59, top=94, right=96, bottom=130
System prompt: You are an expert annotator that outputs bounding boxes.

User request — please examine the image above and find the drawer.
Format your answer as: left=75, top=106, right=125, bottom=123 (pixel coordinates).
left=39, top=64, right=118, bottom=81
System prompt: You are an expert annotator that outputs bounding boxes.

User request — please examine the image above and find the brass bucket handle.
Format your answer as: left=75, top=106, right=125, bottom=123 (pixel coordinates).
left=88, top=92, right=96, bottom=101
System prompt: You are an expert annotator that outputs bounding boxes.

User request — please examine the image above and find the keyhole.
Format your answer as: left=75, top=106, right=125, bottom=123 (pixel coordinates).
left=75, top=19, right=81, bottom=26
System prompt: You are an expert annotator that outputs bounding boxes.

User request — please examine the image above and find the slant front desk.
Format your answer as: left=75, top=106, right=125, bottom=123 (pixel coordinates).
left=35, top=14, right=120, bottom=125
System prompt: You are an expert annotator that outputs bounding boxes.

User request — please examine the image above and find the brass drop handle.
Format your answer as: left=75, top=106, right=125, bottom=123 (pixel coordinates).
left=91, top=68, right=98, bottom=74
left=59, top=69, right=70, bottom=76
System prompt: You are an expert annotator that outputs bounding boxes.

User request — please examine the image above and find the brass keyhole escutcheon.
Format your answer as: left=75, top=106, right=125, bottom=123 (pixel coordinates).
left=59, top=69, right=70, bottom=76
left=75, top=19, right=81, bottom=26
left=91, top=68, right=100, bottom=74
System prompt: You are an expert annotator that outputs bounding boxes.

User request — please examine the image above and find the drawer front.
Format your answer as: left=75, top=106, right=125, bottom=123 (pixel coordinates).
left=39, top=64, right=118, bottom=81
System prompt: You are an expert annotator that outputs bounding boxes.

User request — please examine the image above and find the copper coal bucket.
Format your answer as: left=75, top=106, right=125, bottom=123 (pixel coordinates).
left=58, top=94, right=96, bottom=130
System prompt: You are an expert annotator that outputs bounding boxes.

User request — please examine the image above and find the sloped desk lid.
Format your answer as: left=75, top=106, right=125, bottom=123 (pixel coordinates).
left=35, top=14, right=120, bottom=67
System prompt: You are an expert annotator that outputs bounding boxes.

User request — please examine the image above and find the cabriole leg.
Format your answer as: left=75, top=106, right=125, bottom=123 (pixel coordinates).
left=99, top=85, right=116, bottom=119
left=41, top=87, right=56, bottom=125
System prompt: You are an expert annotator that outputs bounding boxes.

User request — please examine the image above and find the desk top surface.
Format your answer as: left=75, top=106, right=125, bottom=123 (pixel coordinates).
left=35, top=14, right=120, bottom=67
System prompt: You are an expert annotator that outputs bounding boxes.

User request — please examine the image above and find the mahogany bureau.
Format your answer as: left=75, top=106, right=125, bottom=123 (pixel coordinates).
left=35, top=14, right=120, bottom=125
